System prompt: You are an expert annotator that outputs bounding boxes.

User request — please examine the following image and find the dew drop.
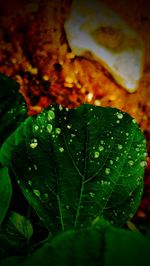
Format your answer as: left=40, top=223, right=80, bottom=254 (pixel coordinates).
left=132, top=119, right=136, bottom=124
left=136, top=147, right=140, bottom=152
left=128, top=160, right=134, bottom=166
left=28, top=180, right=32, bottom=186
left=99, top=146, right=104, bottom=152
left=55, top=128, right=61, bottom=134
left=47, top=110, right=55, bottom=121
left=110, top=160, right=113, bottom=165
left=116, top=120, right=120, bottom=124
left=59, top=147, right=64, bottom=152
left=140, top=161, right=147, bottom=167
left=118, top=144, right=123, bottom=150
left=47, top=124, right=53, bottom=133
left=143, top=152, right=148, bottom=157
left=34, top=125, right=39, bottom=131
left=105, top=168, right=110, bottom=175
left=30, top=139, right=38, bottom=149
left=94, top=151, right=100, bottom=158
left=117, top=112, right=123, bottom=119
left=33, top=189, right=41, bottom=197
left=59, top=105, right=63, bottom=111
left=90, top=192, right=95, bottom=198
left=67, top=124, right=72, bottom=129
left=33, top=164, right=38, bottom=170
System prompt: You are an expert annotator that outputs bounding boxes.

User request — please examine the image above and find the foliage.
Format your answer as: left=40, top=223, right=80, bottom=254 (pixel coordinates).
left=0, top=73, right=149, bottom=265
left=1, top=219, right=150, bottom=266
left=0, top=73, right=27, bottom=147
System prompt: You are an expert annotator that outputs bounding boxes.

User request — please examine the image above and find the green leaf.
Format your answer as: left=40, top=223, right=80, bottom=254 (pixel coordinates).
left=0, top=256, right=24, bottom=266
left=0, top=104, right=147, bottom=233
left=4, top=219, right=150, bottom=266
left=0, top=212, right=31, bottom=262
left=0, top=73, right=27, bottom=146
left=9, top=212, right=33, bottom=241
left=0, top=167, right=12, bottom=225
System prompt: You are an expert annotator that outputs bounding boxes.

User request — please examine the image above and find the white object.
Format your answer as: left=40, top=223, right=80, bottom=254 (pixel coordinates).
left=64, top=0, right=144, bottom=92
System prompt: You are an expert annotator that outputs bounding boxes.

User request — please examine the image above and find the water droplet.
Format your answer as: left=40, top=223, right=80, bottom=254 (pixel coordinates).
left=59, top=105, right=63, bottom=111
left=140, top=161, right=147, bottom=167
left=126, top=132, right=129, bottom=136
left=143, top=152, right=148, bottom=157
left=94, top=151, right=100, bottom=158
left=99, top=146, right=104, bottom=152
left=47, top=110, right=55, bottom=121
left=28, top=167, right=32, bottom=171
left=33, top=164, right=38, bottom=170
left=132, top=119, right=136, bottom=124
left=110, top=160, right=113, bottom=165
left=59, top=147, right=64, bottom=152
left=128, top=160, right=134, bottom=166
left=67, top=124, right=72, bottom=129
left=28, top=180, right=32, bottom=186
left=118, top=144, right=123, bottom=150
left=55, top=128, right=61, bottom=134
left=100, top=140, right=104, bottom=144
left=33, top=189, right=41, bottom=197
left=47, top=124, right=53, bottom=133
left=90, top=192, right=95, bottom=198
left=136, top=147, right=140, bottom=152
left=105, top=168, right=110, bottom=175
left=116, top=120, right=120, bottom=124
left=34, top=125, right=39, bottom=131
left=117, top=112, right=123, bottom=119
left=30, top=139, right=38, bottom=149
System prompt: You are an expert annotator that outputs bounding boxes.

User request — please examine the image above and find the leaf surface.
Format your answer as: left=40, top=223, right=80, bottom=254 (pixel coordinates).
left=2, top=219, right=150, bottom=266
left=0, top=104, right=147, bottom=233
left=0, top=73, right=27, bottom=146
left=0, top=167, right=12, bottom=225
left=9, top=212, right=33, bottom=240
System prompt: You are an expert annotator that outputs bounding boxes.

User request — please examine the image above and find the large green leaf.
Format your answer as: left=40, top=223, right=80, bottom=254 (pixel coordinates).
left=0, top=167, right=12, bottom=225
left=0, top=104, right=146, bottom=233
left=0, top=73, right=27, bottom=146
left=1, top=219, right=150, bottom=266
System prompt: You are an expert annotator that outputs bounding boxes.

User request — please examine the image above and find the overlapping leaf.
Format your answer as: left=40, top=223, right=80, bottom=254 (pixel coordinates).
left=1, top=219, right=150, bottom=266
left=0, top=73, right=27, bottom=146
left=0, top=167, right=12, bottom=225
left=0, top=104, right=147, bottom=233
